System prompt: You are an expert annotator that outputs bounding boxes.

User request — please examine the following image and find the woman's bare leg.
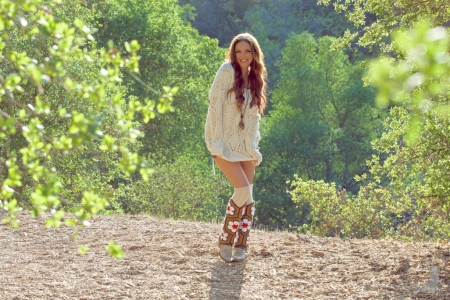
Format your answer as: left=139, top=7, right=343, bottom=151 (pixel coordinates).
left=213, top=157, right=250, bottom=188
left=239, top=160, right=255, bottom=185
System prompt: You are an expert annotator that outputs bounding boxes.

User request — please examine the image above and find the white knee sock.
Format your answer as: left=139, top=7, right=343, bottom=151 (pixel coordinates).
left=232, top=185, right=252, bottom=207
left=246, top=184, right=254, bottom=205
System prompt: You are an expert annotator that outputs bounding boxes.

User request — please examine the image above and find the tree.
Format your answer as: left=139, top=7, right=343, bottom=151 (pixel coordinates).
left=0, top=0, right=175, bottom=257
left=254, top=32, right=384, bottom=228
left=318, top=0, right=450, bottom=51
left=287, top=14, right=450, bottom=240
left=364, top=22, right=450, bottom=239
left=178, top=0, right=252, bottom=46
left=244, top=0, right=353, bottom=87
left=367, top=22, right=450, bottom=139
left=83, top=0, right=234, bottom=219
left=91, top=0, right=225, bottom=159
left=178, top=0, right=354, bottom=91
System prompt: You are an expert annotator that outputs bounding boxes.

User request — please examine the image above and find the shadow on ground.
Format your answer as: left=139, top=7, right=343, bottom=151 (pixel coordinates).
left=209, top=260, right=247, bottom=299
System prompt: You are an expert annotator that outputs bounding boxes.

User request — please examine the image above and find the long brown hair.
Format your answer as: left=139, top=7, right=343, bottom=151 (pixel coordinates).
left=226, top=33, right=267, bottom=115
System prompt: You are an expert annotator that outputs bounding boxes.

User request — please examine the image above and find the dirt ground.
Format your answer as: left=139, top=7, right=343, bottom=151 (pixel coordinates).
left=1, top=212, right=450, bottom=299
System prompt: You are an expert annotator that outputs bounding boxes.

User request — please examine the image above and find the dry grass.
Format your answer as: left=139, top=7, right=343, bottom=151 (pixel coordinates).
left=1, top=212, right=450, bottom=299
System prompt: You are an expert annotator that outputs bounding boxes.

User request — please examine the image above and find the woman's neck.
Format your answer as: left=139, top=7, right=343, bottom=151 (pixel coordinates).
left=241, top=67, right=249, bottom=77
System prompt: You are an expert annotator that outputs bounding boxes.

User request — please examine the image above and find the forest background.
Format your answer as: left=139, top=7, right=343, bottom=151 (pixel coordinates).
left=1, top=0, right=450, bottom=255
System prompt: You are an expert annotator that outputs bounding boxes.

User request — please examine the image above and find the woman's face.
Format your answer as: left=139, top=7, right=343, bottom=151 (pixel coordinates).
left=234, top=40, right=254, bottom=71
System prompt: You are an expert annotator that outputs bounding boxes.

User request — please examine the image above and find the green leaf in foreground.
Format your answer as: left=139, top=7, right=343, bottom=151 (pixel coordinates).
left=78, top=245, right=89, bottom=256
left=105, top=241, right=124, bottom=260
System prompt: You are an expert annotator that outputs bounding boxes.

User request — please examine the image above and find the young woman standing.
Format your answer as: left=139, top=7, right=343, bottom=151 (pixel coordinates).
left=204, top=33, right=267, bottom=263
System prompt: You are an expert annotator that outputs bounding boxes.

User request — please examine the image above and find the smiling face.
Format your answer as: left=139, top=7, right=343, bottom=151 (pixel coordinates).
left=234, top=40, right=254, bottom=72
left=225, top=33, right=267, bottom=114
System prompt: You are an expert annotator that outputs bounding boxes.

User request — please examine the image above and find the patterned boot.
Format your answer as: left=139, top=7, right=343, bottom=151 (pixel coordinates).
left=218, top=186, right=251, bottom=263
left=218, top=199, right=246, bottom=262
left=233, top=201, right=254, bottom=262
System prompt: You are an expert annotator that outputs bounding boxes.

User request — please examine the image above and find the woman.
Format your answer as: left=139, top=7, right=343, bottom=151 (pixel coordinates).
left=204, top=33, right=267, bottom=263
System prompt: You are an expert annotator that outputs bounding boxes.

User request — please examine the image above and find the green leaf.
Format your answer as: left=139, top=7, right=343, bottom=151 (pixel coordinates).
left=78, top=245, right=89, bottom=256
left=405, top=114, right=423, bottom=146
left=64, top=219, right=78, bottom=226
left=130, top=40, right=140, bottom=51
left=105, top=241, right=124, bottom=260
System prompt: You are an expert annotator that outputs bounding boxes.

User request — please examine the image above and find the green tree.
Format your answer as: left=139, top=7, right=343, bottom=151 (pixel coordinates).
left=289, top=21, right=450, bottom=241
left=91, top=0, right=225, bottom=159
left=179, top=0, right=355, bottom=91
left=318, top=0, right=450, bottom=51
left=0, top=0, right=175, bottom=257
left=178, top=0, right=251, bottom=46
left=244, top=0, right=353, bottom=86
left=367, top=22, right=450, bottom=140
left=86, top=0, right=233, bottom=217
left=366, top=22, right=450, bottom=239
left=255, top=32, right=383, bottom=228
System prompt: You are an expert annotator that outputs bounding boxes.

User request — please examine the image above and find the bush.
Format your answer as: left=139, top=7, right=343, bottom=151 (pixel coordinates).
left=116, top=154, right=230, bottom=222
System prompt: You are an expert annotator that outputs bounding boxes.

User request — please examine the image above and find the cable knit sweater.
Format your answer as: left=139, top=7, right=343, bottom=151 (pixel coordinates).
left=204, top=62, right=262, bottom=166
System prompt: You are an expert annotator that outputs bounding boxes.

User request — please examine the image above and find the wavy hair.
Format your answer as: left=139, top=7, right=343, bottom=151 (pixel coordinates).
left=226, top=33, right=267, bottom=115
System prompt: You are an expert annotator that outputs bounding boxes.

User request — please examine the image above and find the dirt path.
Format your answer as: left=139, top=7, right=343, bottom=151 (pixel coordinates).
left=0, top=213, right=449, bottom=299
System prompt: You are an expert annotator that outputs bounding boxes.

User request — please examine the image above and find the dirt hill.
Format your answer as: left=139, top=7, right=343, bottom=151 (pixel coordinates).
left=0, top=212, right=449, bottom=299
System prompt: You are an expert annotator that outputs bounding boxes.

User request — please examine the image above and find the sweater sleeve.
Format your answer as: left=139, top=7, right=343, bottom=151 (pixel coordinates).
left=245, top=105, right=263, bottom=166
left=205, top=63, right=234, bottom=157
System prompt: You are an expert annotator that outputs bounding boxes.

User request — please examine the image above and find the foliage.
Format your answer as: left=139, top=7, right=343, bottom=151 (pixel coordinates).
left=106, top=240, right=125, bottom=260
left=116, top=154, right=230, bottom=222
left=177, top=0, right=252, bottom=47
left=318, top=0, right=450, bottom=51
left=289, top=22, right=450, bottom=241
left=254, top=32, right=384, bottom=228
left=0, top=0, right=175, bottom=258
left=179, top=0, right=354, bottom=90
left=244, top=0, right=353, bottom=85
left=84, top=0, right=231, bottom=218
left=365, top=22, right=450, bottom=240
left=90, top=0, right=225, bottom=159
left=6, top=0, right=448, bottom=244
left=290, top=107, right=450, bottom=241
left=367, top=21, right=450, bottom=144
left=289, top=175, right=392, bottom=238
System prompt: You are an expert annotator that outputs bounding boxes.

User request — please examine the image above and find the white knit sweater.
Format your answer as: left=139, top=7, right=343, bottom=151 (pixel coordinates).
left=204, top=62, right=262, bottom=166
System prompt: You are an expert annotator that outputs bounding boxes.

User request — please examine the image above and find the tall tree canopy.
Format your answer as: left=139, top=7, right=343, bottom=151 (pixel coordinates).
left=90, top=0, right=225, bottom=159
left=179, top=0, right=353, bottom=88
left=319, top=0, right=450, bottom=51
left=87, top=0, right=232, bottom=221
left=0, top=0, right=175, bottom=258
left=244, top=0, right=353, bottom=85
left=287, top=3, right=450, bottom=240
left=255, top=32, right=383, bottom=228
left=177, top=0, right=252, bottom=46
